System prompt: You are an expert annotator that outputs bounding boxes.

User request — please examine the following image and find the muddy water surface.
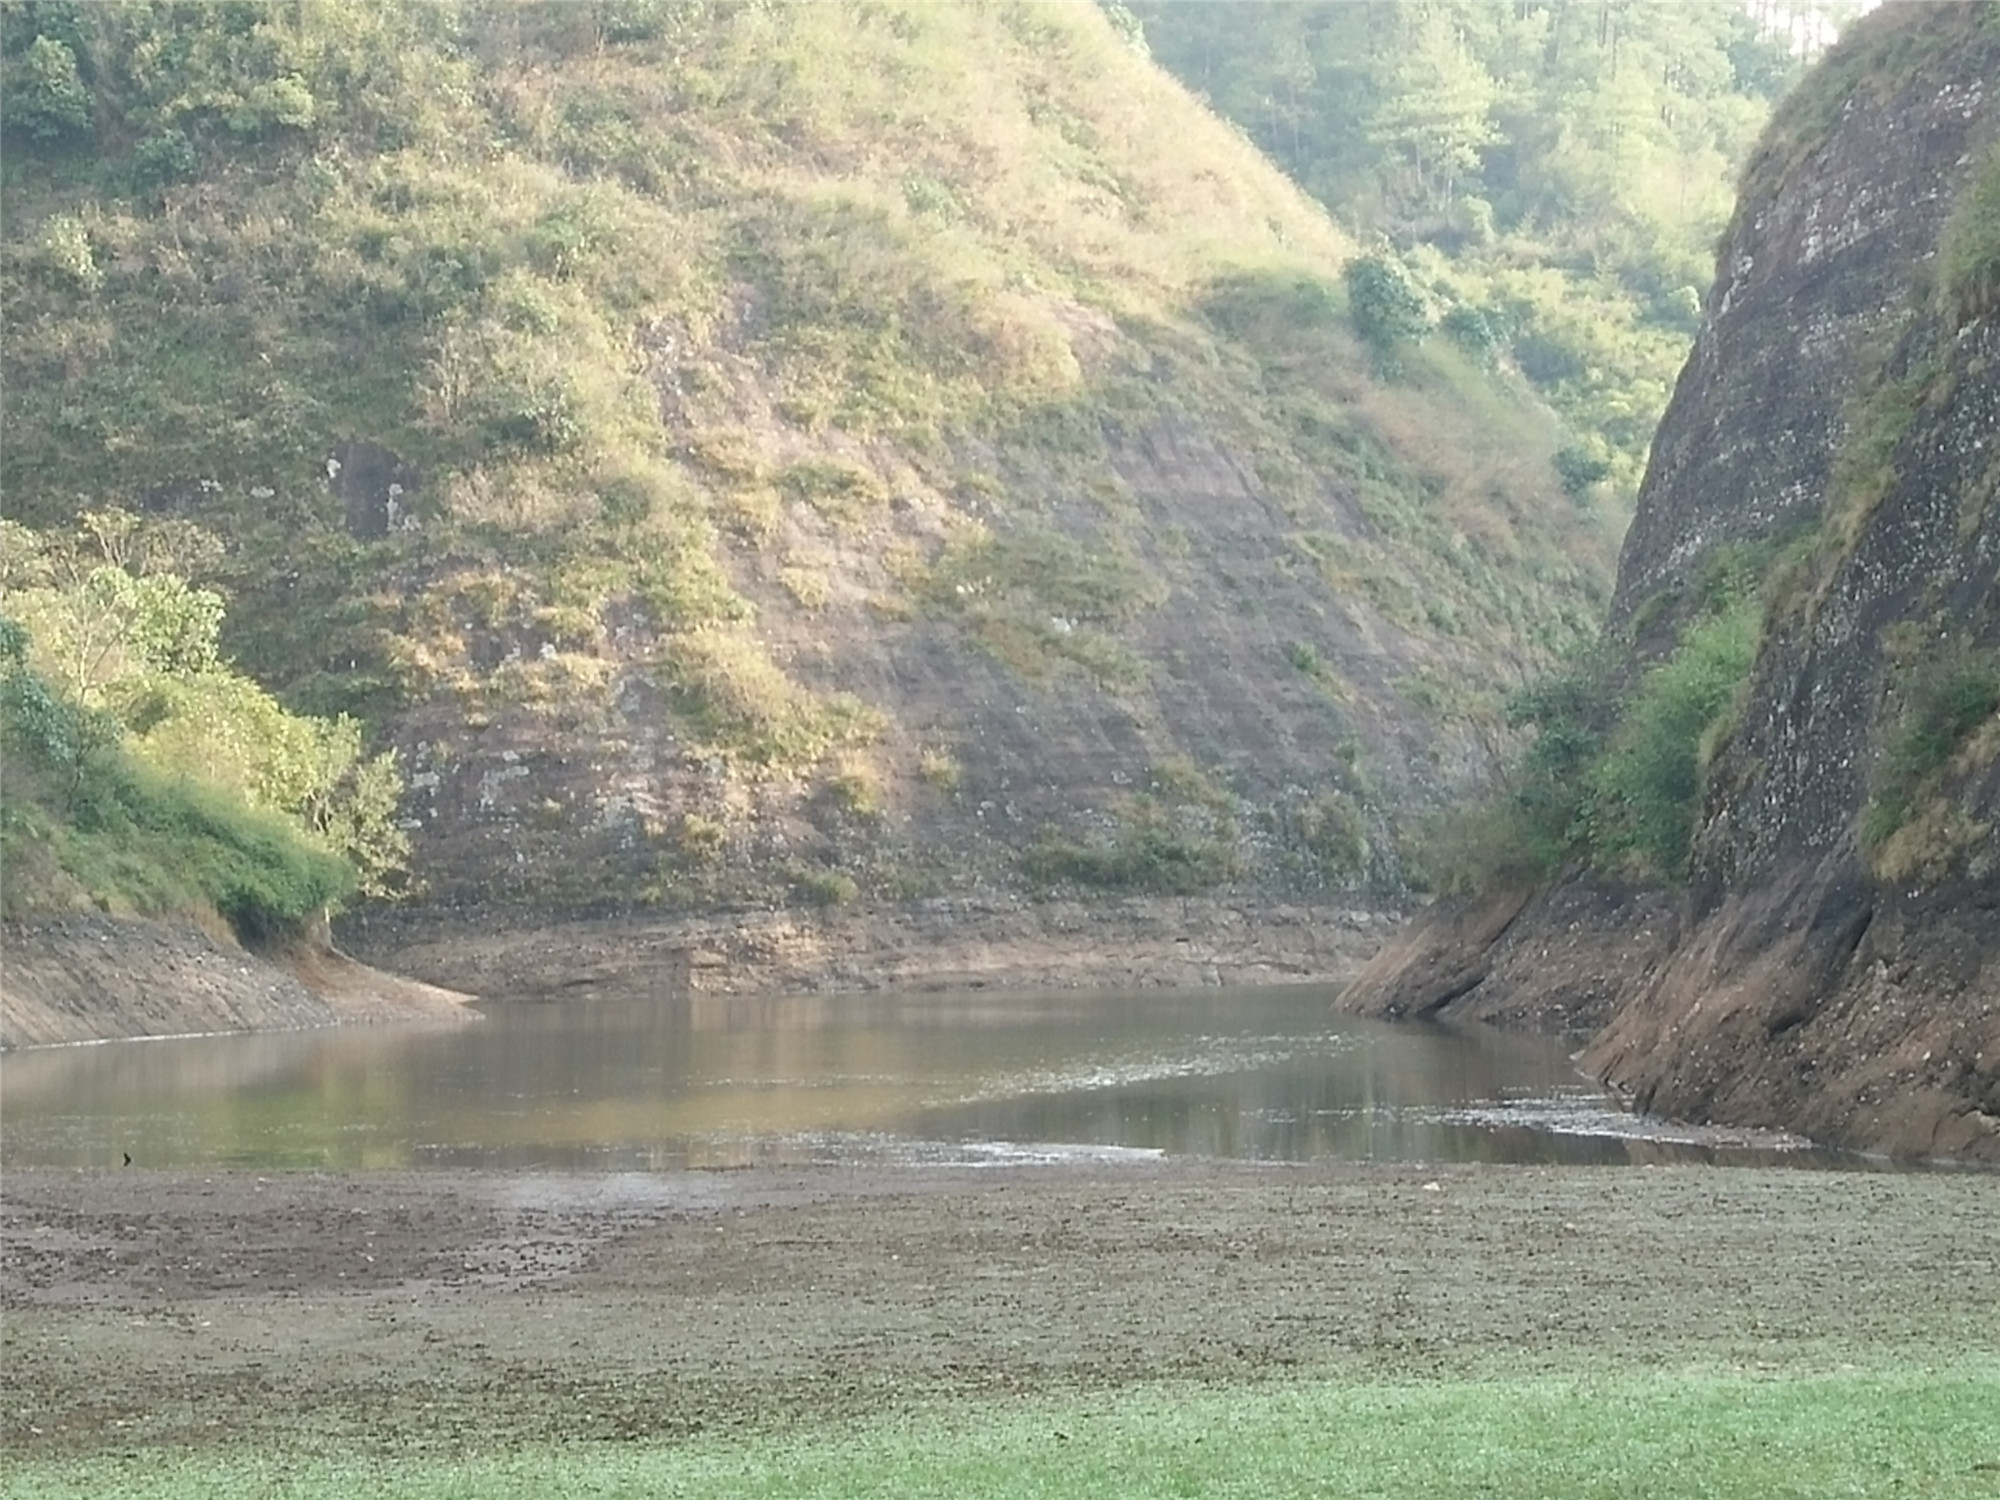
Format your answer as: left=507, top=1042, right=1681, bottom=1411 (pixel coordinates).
left=1, top=982, right=1840, bottom=1169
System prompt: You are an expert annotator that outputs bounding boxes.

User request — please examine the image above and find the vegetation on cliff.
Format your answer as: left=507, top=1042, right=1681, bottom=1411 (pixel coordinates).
left=1426, top=1, right=2000, bottom=900
left=1422, top=544, right=1771, bottom=891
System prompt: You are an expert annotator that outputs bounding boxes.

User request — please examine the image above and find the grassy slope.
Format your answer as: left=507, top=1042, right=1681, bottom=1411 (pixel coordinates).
left=1, top=1, right=1613, bottom=913
left=0, top=722, right=352, bottom=934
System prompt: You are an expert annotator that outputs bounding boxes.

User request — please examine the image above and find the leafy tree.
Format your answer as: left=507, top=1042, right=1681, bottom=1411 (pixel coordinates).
left=2, top=33, right=92, bottom=142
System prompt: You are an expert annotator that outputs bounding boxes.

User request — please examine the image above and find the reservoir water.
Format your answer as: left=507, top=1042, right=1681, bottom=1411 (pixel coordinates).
left=0, top=982, right=1841, bottom=1170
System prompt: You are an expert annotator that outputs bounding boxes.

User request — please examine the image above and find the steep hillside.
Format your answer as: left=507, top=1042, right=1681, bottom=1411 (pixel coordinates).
left=1, top=0, right=1611, bottom=936
left=1343, top=1, right=2000, bottom=1160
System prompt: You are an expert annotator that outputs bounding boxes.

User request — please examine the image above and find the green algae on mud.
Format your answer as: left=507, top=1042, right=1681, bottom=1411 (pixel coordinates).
left=6, top=1368, right=1999, bottom=1500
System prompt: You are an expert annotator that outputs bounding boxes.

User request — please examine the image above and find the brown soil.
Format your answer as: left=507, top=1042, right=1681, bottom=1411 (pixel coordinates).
left=5, top=1162, right=1995, bottom=1458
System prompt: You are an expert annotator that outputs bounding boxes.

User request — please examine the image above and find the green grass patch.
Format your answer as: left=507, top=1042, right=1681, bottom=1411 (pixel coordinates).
left=920, top=524, right=1164, bottom=690
left=1937, top=137, right=2000, bottom=331
left=659, top=628, right=884, bottom=773
left=1025, top=760, right=1240, bottom=895
left=7, top=1366, right=1997, bottom=1500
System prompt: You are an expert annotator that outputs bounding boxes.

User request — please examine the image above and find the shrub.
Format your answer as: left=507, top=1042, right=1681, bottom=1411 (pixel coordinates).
left=1342, top=253, right=1428, bottom=354
left=917, top=745, right=961, bottom=791
left=1024, top=817, right=1236, bottom=895
left=1023, top=776, right=1239, bottom=896
left=1586, top=601, right=1758, bottom=880
left=662, top=629, right=884, bottom=769
left=823, top=754, right=885, bottom=820
left=117, top=766, right=355, bottom=941
left=791, top=866, right=860, bottom=907
left=1296, top=791, right=1370, bottom=880
left=1511, top=330, right=1586, bottom=387
left=1553, top=445, right=1612, bottom=500
left=131, top=128, right=198, bottom=188
left=3, top=34, right=92, bottom=143
left=1439, top=304, right=1499, bottom=363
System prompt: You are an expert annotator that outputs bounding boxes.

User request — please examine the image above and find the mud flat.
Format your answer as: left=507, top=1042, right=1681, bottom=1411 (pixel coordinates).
left=4, top=1159, right=1995, bottom=1459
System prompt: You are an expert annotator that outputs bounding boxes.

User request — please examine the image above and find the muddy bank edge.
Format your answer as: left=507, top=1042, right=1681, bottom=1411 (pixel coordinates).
left=0, top=914, right=475, bottom=1049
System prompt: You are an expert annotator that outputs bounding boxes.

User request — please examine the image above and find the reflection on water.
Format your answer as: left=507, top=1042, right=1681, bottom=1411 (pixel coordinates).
left=0, top=984, right=1846, bottom=1170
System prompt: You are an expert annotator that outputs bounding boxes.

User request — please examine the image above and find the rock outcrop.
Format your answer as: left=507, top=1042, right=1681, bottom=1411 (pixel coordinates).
left=1343, top=2, right=2000, bottom=1160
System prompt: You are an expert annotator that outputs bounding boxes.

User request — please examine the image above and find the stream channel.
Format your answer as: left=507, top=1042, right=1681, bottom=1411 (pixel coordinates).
left=1, top=982, right=1857, bottom=1171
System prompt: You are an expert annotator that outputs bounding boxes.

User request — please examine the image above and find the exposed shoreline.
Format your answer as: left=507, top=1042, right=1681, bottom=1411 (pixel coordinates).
left=0, top=895, right=1399, bottom=1051
left=339, top=892, right=1405, bottom=1004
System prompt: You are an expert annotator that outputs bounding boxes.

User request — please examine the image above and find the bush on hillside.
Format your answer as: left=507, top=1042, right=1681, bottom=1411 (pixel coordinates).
left=1343, top=254, right=1429, bottom=356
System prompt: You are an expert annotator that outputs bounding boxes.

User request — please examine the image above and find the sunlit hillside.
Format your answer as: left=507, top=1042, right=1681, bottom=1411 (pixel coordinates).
left=1, top=1, right=1616, bottom=918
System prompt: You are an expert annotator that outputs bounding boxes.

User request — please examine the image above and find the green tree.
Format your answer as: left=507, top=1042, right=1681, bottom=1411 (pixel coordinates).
left=1366, top=7, right=1498, bottom=215
left=2, top=33, right=93, bottom=142
left=1343, top=253, right=1428, bottom=356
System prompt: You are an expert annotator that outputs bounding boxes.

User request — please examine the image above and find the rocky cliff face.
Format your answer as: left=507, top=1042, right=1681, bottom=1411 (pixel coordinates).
left=1342, top=2, right=2000, bottom=1160
left=365, top=405, right=1571, bottom=922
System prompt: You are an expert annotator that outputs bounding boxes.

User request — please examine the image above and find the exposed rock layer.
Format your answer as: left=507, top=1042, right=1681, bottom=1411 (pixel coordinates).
left=341, top=894, right=1398, bottom=1007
